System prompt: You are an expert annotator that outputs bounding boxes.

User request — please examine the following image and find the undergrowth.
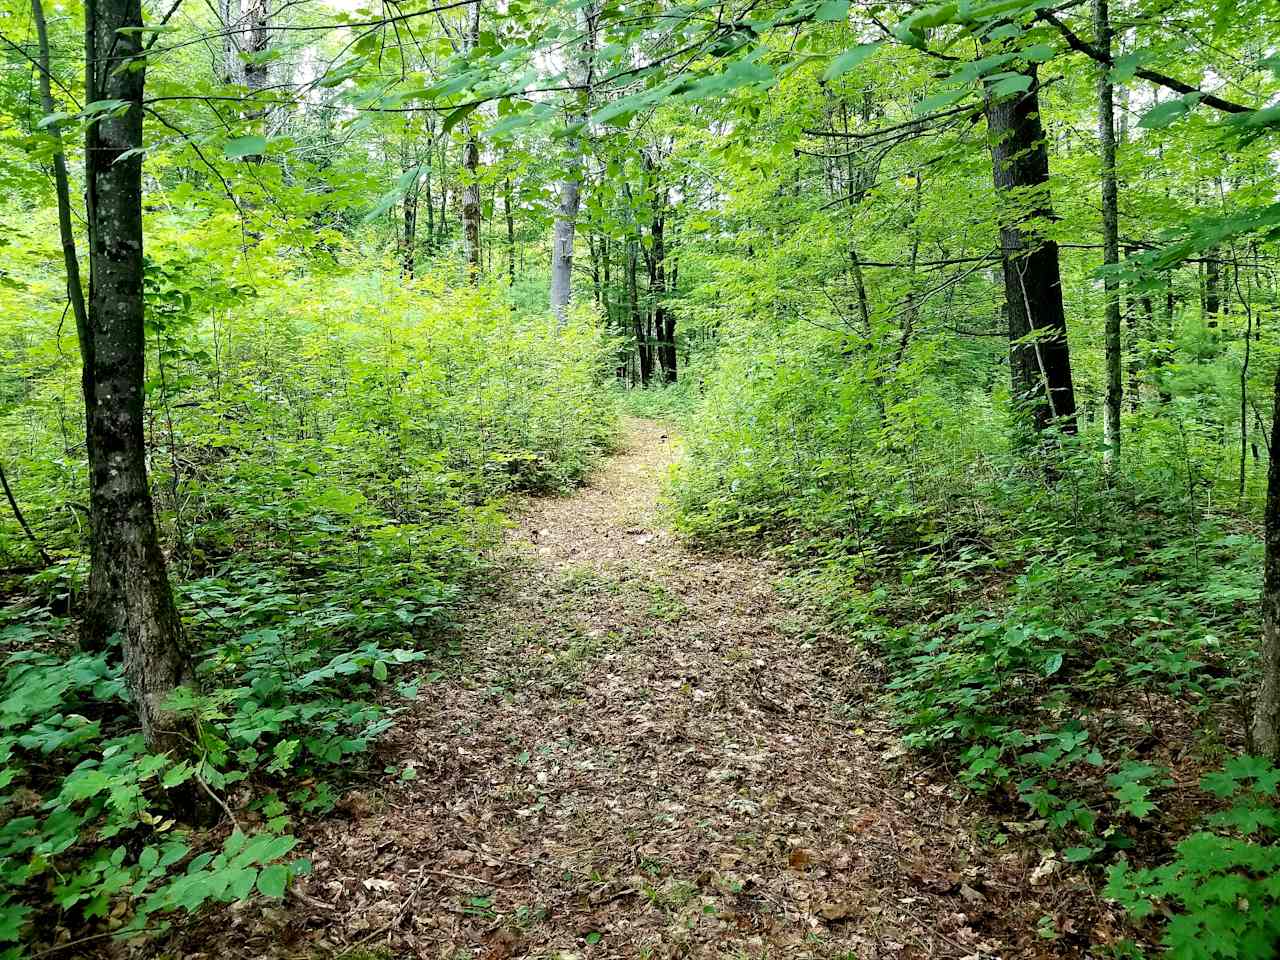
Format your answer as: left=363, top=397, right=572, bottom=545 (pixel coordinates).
left=670, top=328, right=1278, bottom=959
left=0, top=262, right=616, bottom=953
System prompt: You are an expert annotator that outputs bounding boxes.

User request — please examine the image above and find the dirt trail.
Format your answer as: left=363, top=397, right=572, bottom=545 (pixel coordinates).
left=209, top=419, right=1067, bottom=959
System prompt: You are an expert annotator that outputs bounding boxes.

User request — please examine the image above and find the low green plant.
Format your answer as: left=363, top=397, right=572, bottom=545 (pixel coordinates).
left=0, top=260, right=618, bottom=949
left=1106, top=756, right=1280, bottom=960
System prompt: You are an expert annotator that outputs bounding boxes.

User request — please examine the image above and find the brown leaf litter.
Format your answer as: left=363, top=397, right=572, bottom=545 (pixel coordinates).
left=157, top=418, right=1124, bottom=959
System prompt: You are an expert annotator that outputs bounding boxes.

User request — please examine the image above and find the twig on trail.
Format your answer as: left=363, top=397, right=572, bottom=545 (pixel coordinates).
left=350, top=865, right=432, bottom=946
left=349, top=867, right=504, bottom=948
left=466, top=844, right=538, bottom=870
left=29, top=932, right=115, bottom=959
left=427, top=868, right=511, bottom=888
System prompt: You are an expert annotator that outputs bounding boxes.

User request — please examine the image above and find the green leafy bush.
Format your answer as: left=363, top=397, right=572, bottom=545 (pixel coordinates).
left=1106, top=757, right=1280, bottom=960
left=0, top=258, right=617, bottom=949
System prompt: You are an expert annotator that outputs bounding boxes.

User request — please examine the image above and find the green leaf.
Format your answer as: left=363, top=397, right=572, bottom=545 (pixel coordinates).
left=443, top=102, right=480, bottom=135
left=223, top=135, right=267, bottom=159
left=1021, top=43, right=1056, bottom=62
left=256, top=864, right=290, bottom=898
left=228, top=867, right=258, bottom=900
left=914, top=89, right=970, bottom=114
left=987, top=73, right=1032, bottom=96
left=372, top=660, right=388, bottom=682
left=815, top=0, right=850, bottom=21
left=1109, top=51, right=1147, bottom=83
left=823, top=44, right=879, bottom=81
left=1138, top=94, right=1200, bottom=129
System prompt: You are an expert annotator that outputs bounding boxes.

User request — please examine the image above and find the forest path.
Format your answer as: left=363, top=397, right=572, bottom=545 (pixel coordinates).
left=266, top=419, right=1041, bottom=959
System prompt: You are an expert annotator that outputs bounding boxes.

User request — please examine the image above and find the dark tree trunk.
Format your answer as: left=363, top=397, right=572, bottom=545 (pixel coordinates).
left=83, top=0, right=193, bottom=753
left=1096, top=0, right=1122, bottom=464
left=504, top=175, right=516, bottom=283
left=1252, top=363, right=1280, bottom=758
left=1204, top=250, right=1221, bottom=328
left=985, top=68, right=1077, bottom=434
left=628, top=241, right=652, bottom=386
left=459, top=2, right=482, bottom=283
left=403, top=188, right=418, bottom=278
left=650, top=205, right=676, bottom=383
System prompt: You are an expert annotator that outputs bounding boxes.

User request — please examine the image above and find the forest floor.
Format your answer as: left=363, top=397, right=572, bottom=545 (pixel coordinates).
left=185, top=419, right=1115, bottom=960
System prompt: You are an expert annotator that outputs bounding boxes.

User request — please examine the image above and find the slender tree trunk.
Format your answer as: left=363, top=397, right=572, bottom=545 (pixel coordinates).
left=985, top=68, right=1078, bottom=435
left=1252, top=364, right=1280, bottom=758
left=504, top=175, right=516, bottom=283
left=550, top=174, right=581, bottom=319
left=403, top=187, right=417, bottom=278
left=628, top=241, right=652, bottom=386
left=437, top=138, right=449, bottom=247
left=461, top=5, right=482, bottom=282
left=219, top=0, right=243, bottom=85
left=1096, top=0, right=1122, bottom=466
left=549, top=3, right=596, bottom=321
left=462, top=135, right=481, bottom=280
left=82, top=0, right=194, bottom=753
left=0, top=460, right=52, bottom=567
left=1124, top=245, right=1142, bottom=410
left=423, top=172, right=435, bottom=253
left=647, top=168, right=676, bottom=383
left=1205, top=251, right=1221, bottom=328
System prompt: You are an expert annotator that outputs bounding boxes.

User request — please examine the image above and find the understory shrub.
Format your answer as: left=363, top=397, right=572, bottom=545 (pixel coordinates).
left=0, top=254, right=617, bottom=951
left=670, top=313, right=1272, bottom=953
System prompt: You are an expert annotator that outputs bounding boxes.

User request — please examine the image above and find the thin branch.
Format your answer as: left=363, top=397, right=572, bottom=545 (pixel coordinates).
left=0, top=461, right=52, bottom=567
left=1039, top=9, right=1253, bottom=114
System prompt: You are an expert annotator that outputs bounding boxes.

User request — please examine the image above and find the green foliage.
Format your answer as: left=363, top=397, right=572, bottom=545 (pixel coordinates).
left=1106, top=757, right=1280, bottom=960
left=0, top=235, right=615, bottom=945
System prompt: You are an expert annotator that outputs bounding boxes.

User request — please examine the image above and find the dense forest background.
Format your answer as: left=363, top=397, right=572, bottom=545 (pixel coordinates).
left=2, top=0, right=1280, bottom=956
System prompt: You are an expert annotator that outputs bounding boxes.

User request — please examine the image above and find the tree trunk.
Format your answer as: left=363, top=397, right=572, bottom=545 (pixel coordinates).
left=549, top=3, right=596, bottom=321
left=985, top=68, right=1078, bottom=435
left=1252, top=363, right=1280, bottom=758
left=403, top=191, right=417, bottom=278
left=649, top=180, right=676, bottom=383
left=1096, top=0, right=1122, bottom=466
left=550, top=174, right=581, bottom=320
left=628, top=241, right=652, bottom=386
left=461, top=2, right=482, bottom=282
left=83, top=0, right=194, bottom=753
left=219, top=0, right=243, bottom=85
left=462, top=134, right=481, bottom=281
left=504, top=175, right=516, bottom=283
left=423, top=171, right=435, bottom=253
left=1204, top=250, right=1221, bottom=328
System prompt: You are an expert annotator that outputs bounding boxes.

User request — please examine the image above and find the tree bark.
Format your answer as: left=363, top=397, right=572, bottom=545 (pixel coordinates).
left=1096, top=0, right=1122, bottom=466
left=403, top=187, right=418, bottom=278
left=549, top=3, right=596, bottom=321
left=219, top=0, right=243, bottom=85
left=504, top=175, right=516, bottom=283
left=646, top=160, right=676, bottom=383
left=985, top=68, right=1078, bottom=435
left=460, top=1, right=482, bottom=282
left=550, top=174, right=581, bottom=319
left=1204, top=249, right=1221, bottom=328
left=1252, top=363, right=1280, bottom=758
left=628, top=241, right=652, bottom=386
left=83, top=0, right=194, bottom=752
